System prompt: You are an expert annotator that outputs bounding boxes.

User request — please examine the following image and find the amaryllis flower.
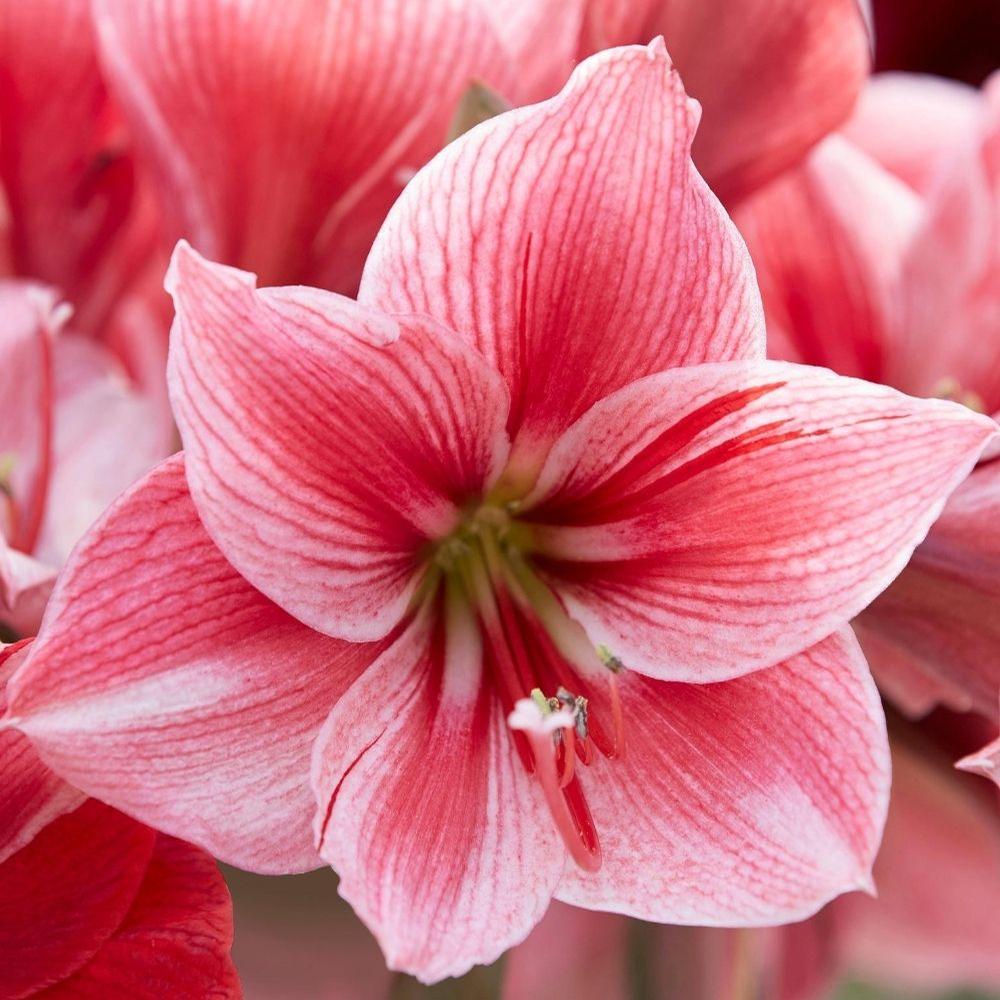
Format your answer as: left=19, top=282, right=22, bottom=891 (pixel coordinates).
left=485, top=0, right=871, bottom=204
left=0, top=282, right=163, bottom=634
left=90, top=0, right=515, bottom=296
left=0, top=642, right=240, bottom=999
left=6, top=45, right=996, bottom=982
left=734, top=70, right=1000, bottom=723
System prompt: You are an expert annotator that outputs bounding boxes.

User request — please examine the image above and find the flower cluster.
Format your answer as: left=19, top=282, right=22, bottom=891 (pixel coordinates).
left=1, top=1, right=998, bottom=996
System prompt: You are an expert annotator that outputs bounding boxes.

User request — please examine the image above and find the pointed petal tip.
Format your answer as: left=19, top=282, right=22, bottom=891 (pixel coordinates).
left=164, top=240, right=256, bottom=303
left=855, top=871, right=878, bottom=898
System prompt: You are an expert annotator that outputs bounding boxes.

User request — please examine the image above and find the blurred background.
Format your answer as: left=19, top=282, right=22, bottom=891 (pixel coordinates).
left=224, top=0, right=999, bottom=996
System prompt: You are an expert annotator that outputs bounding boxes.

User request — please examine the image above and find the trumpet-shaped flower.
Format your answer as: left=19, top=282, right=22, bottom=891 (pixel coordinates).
left=7, top=44, right=996, bottom=982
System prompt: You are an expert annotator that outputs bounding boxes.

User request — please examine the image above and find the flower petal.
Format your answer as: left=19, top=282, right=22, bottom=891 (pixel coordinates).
left=556, top=629, right=889, bottom=923
left=46, top=833, right=241, bottom=999
left=33, top=333, right=167, bottom=569
left=8, top=453, right=382, bottom=873
left=526, top=360, right=996, bottom=681
left=0, top=799, right=155, bottom=997
left=92, top=0, right=514, bottom=294
left=0, top=640, right=84, bottom=866
left=167, top=243, right=511, bottom=641
left=841, top=73, right=982, bottom=194
left=856, top=458, right=1000, bottom=720
left=958, top=732, right=1000, bottom=790
left=313, top=610, right=563, bottom=984
left=574, top=0, right=871, bottom=204
left=835, top=742, right=1000, bottom=992
left=361, top=41, right=764, bottom=467
left=734, top=136, right=921, bottom=383
left=0, top=0, right=152, bottom=333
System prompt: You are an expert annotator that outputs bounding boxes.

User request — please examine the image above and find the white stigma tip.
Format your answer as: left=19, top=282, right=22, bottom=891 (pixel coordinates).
left=508, top=697, right=574, bottom=735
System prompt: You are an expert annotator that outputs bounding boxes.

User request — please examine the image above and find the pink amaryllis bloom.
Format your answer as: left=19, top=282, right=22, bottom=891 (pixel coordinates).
left=485, top=0, right=871, bottom=204
left=6, top=44, right=996, bottom=982
left=734, top=70, right=1000, bottom=724
left=0, top=282, right=163, bottom=634
left=0, top=642, right=240, bottom=999
left=90, top=0, right=514, bottom=296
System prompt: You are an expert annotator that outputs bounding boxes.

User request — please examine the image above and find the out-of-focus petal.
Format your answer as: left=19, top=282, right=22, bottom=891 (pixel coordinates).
left=0, top=0, right=153, bottom=333
left=734, top=137, right=921, bottom=382
left=842, top=72, right=982, bottom=193
left=313, top=610, right=563, bottom=984
left=9, top=454, right=382, bottom=874
left=0, top=799, right=155, bottom=997
left=556, top=630, right=889, bottom=923
left=835, top=741, right=1000, bottom=992
left=167, top=244, right=511, bottom=642
left=361, top=41, right=764, bottom=472
left=92, top=0, right=514, bottom=294
left=44, top=833, right=241, bottom=999
left=857, top=459, right=1000, bottom=721
left=527, top=361, right=994, bottom=682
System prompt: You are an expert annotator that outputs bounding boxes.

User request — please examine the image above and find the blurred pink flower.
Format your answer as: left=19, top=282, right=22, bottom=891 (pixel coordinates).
left=7, top=44, right=995, bottom=983
left=0, top=641, right=239, bottom=999
left=736, top=70, right=1000, bottom=725
left=0, top=283, right=164, bottom=633
left=90, top=0, right=515, bottom=296
left=486, top=0, right=871, bottom=204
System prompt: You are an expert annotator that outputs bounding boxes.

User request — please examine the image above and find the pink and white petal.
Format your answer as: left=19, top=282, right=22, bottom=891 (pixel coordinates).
left=0, top=0, right=152, bottom=334
left=92, top=0, right=514, bottom=294
left=32, top=334, right=167, bottom=569
left=313, top=611, right=563, bottom=984
left=631, top=0, right=871, bottom=205
left=45, top=833, right=240, bottom=1000
left=0, top=641, right=84, bottom=866
left=527, top=360, right=996, bottom=682
left=958, top=732, right=1000, bottom=790
left=856, top=459, right=1000, bottom=721
left=0, top=799, right=155, bottom=998
left=167, top=244, right=510, bottom=641
left=0, top=543, right=56, bottom=632
left=556, top=629, right=889, bottom=924
left=7, top=454, right=384, bottom=874
left=835, top=742, right=1000, bottom=992
left=0, top=281, right=63, bottom=553
left=734, top=137, right=921, bottom=381
left=842, top=72, right=982, bottom=193
left=361, top=41, right=764, bottom=467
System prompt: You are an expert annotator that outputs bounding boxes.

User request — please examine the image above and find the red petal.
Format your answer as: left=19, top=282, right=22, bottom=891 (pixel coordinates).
left=44, top=833, right=240, bottom=999
left=10, top=454, right=381, bottom=873
left=0, top=799, right=155, bottom=997
left=734, top=136, right=921, bottom=384
left=361, top=41, right=763, bottom=469
left=556, top=629, right=889, bottom=923
left=92, top=0, right=514, bottom=293
left=167, top=244, right=511, bottom=642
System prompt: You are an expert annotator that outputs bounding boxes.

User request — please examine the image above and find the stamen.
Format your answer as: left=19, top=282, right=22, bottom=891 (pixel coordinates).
left=508, top=693, right=602, bottom=872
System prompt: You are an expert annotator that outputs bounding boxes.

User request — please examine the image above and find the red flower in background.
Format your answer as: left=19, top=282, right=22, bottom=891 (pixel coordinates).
left=484, top=0, right=871, bottom=205
left=0, top=641, right=239, bottom=999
